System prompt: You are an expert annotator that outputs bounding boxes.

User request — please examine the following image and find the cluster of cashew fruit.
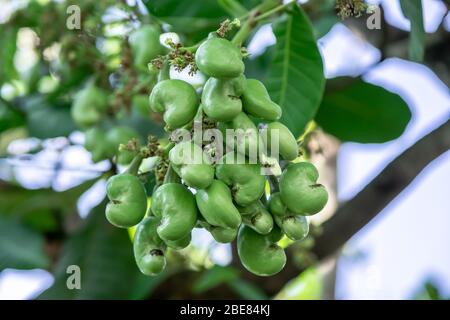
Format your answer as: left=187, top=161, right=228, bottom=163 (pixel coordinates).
left=104, top=31, right=328, bottom=277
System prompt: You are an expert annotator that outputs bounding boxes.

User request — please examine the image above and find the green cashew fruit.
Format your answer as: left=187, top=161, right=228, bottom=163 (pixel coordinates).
left=195, top=37, right=244, bottom=78
left=273, top=214, right=309, bottom=241
left=106, top=173, right=147, bottom=228
left=133, top=216, right=166, bottom=276
left=129, top=25, right=164, bottom=71
left=84, top=127, right=110, bottom=163
left=267, top=192, right=287, bottom=217
left=210, top=226, right=238, bottom=243
left=219, top=112, right=259, bottom=156
left=195, top=180, right=241, bottom=229
left=201, top=75, right=245, bottom=122
left=237, top=225, right=286, bottom=276
left=71, top=84, right=108, bottom=127
left=279, top=162, right=328, bottom=215
left=106, top=126, right=140, bottom=165
left=198, top=220, right=238, bottom=243
left=151, top=183, right=197, bottom=242
left=215, top=153, right=265, bottom=206
left=149, top=79, right=199, bottom=129
left=164, top=233, right=191, bottom=250
left=169, top=141, right=215, bottom=189
left=242, top=79, right=282, bottom=121
left=238, top=201, right=273, bottom=235
left=266, top=224, right=284, bottom=243
left=262, top=122, right=298, bottom=161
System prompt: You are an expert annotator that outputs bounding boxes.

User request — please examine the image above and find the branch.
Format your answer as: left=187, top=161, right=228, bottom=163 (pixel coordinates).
left=312, top=119, right=450, bottom=260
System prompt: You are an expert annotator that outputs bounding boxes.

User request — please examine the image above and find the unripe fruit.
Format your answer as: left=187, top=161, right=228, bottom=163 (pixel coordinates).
left=195, top=37, right=244, bottom=78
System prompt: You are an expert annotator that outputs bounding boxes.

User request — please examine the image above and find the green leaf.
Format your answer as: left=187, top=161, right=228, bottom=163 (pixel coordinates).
left=0, top=100, right=25, bottom=134
left=266, top=5, right=325, bottom=137
left=0, top=178, right=98, bottom=219
left=0, top=217, right=49, bottom=271
left=275, top=267, right=322, bottom=300
left=26, top=104, right=76, bottom=139
left=228, top=280, right=268, bottom=300
left=193, top=265, right=239, bottom=294
left=316, top=78, right=411, bottom=143
left=400, top=0, right=425, bottom=62
left=0, top=26, right=18, bottom=84
left=143, top=0, right=228, bottom=42
left=37, top=202, right=149, bottom=299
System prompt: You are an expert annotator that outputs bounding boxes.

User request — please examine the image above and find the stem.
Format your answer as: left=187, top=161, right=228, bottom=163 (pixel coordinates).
left=158, top=62, right=170, bottom=82
left=231, top=0, right=284, bottom=46
left=163, top=164, right=181, bottom=184
left=268, top=175, right=280, bottom=193
left=126, top=153, right=144, bottom=175
left=253, top=1, right=295, bottom=22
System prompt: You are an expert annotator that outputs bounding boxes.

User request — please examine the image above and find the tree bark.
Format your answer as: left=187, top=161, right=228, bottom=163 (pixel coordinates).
left=312, top=119, right=450, bottom=260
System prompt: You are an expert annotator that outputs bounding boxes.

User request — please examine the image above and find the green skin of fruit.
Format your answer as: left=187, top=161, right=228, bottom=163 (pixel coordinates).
left=195, top=180, right=242, bottom=229
left=201, top=75, right=245, bottom=122
left=169, top=141, right=215, bottom=189
left=279, top=162, right=328, bottom=215
left=165, top=233, right=191, bottom=250
left=149, top=79, right=199, bottom=129
left=129, top=25, right=164, bottom=71
left=133, top=216, right=166, bottom=276
left=267, top=192, right=287, bottom=217
left=215, top=153, right=266, bottom=206
left=106, top=126, right=140, bottom=165
left=238, top=201, right=274, bottom=235
left=242, top=79, right=282, bottom=121
left=262, top=122, right=298, bottom=161
left=195, top=37, right=244, bottom=78
left=237, top=225, right=286, bottom=276
left=219, top=112, right=260, bottom=156
left=273, top=214, right=309, bottom=241
left=198, top=219, right=238, bottom=243
left=151, top=183, right=198, bottom=242
left=71, top=85, right=108, bottom=127
left=106, top=174, right=147, bottom=228
left=266, top=224, right=284, bottom=243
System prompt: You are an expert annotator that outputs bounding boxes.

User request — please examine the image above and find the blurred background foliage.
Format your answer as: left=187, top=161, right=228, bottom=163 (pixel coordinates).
left=0, top=0, right=448, bottom=300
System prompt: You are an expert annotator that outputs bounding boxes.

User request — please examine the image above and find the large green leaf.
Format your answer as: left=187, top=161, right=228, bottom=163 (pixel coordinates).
left=38, top=202, right=152, bottom=299
left=0, top=217, right=49, bottom=271
left=400, top=0, right=425, bottom=62
left=143, top=0, right=228, bottom=42
left=316, top=78, right=411, bottom=143
left=266, top=5, right=325, bottom=137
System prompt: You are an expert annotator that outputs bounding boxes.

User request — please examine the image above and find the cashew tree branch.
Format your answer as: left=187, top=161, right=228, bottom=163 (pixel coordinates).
left=312, top=119, right=450, bottom=260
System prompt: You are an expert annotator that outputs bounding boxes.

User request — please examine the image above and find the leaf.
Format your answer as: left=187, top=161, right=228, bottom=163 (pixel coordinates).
left=266, top=5, right=325, bottom=137
left=193, top=265, right=239, bottom=294
left=26, top=103, right=76, bottom=139
left=228, top=280, right=268, bottom=300
left=400, top=0, right=425, bottom=62
left=0, top=100, right=25, bottom=134
left=0, top=178, right=98, bottom=220
left=315, top=78, right=411, bottom=143
left=0, top=217, right=49, bottom=271
left=37, top=202, right=150, bottom=299
left=143, top=0, right=228, bottom=42
left=274, top=267, right=322, bottom=300
left=0, top=26, right=18, bottom=84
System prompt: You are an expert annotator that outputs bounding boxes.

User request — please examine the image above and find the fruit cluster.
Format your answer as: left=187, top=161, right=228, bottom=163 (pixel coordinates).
left=103, top=30, right=328, bottom=276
